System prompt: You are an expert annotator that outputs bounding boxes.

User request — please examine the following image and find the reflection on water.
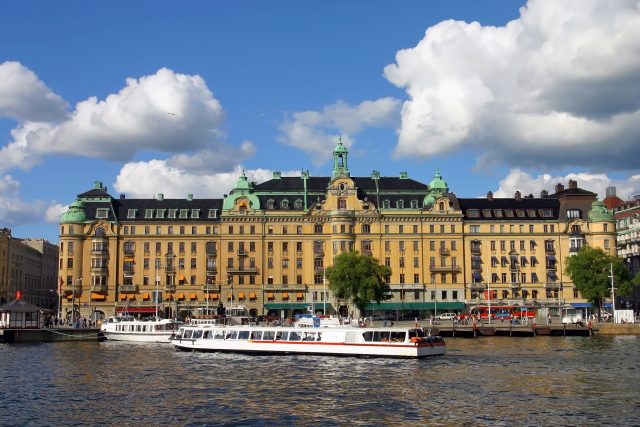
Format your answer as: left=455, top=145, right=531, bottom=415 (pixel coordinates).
left=0, top=336, right=637, bottom=426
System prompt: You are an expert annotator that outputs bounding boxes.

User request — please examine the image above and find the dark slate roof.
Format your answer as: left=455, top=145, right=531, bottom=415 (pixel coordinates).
left=78, top=188, right=111, bottom=198
left=81, top=199, right=224, bottom=222
left=0, top=298, right=42, bottom=312
left=549, top=188, right=596, bottom=198
left=253, top=176, right=428, bottom=192
left=458, top=197, right=559, bottom=220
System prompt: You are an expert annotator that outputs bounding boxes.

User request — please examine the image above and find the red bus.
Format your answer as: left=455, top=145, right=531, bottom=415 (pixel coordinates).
left=464, top=305, right=536, bottom=321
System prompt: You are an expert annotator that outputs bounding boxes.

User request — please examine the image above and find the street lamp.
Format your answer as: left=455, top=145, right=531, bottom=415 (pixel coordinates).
left=609, top=263, right=616, bottom=323
left=73, top=278, right=81, bottom=324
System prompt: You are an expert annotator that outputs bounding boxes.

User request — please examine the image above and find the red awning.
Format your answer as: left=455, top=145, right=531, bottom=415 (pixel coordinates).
left=116, top=307, right=156, bottom=313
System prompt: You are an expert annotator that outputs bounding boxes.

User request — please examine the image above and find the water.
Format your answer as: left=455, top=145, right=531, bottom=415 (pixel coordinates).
left=0, top=336, right=638, bottom=426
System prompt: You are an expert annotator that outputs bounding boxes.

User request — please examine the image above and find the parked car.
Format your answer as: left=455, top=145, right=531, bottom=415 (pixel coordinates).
left=436, top=312, right=456, bottom=321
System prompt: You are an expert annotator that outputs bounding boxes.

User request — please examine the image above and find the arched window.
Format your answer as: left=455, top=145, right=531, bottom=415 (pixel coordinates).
left=95, top=226, right=106, bottom=237
left=294, top=199, right=303, bottom=209
left=266, top=199, right=275, bottom=210
left=438, top=202, right=445, bottom=211
left=280, top=199, right=289, bottom=209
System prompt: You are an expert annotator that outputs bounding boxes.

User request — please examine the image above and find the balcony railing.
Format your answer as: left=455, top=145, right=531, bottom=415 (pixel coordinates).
left=237, top=249, right=248, bottom=257
left=510, top=282, right=521, bottom=289
left=469, top=283, right=486, bottom=291
left=91, top=248, right=109, bottom=255
left=429, top=265, right=460, bottom=273
left=90, top=266, right=109, bottom=274
left=91, top=284, right=108, bottom=292
left=227, top=266, right=259, bottom=274
left=544, top=282, right=560, bottom=290
left=164, top=284, right=176, bottom=292
left=545, top=246, right=556, bottom=254
left=470, top=246, right=482, bottom=255
left=123, top=268, right=135, bottom=276
left=120, top=284, right=138, bottom=293
left=439, top=248, right=450, bottom=255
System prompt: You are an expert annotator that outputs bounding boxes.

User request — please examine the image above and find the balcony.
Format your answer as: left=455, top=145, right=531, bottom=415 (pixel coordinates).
left=510, top=282, right=521, bottom=289
left=314, top=266, right=325, bottom=274
left=469, top=283, right=486, bottom=291
left=237, top=249, right=248, bottom=257
left=471, top=263, right=482, bottom=271
left=509, top=264, right=520, bottom=271
left=227, top=266, right=259, bottom=275
left=164, top=284, right=176, bottom=292
left=544, top=282, right=560, bottom=291
left=123, top=268, right=135, bottom=276
left=206, top=267, right=218, bottom=274
left=429, top=265, right=461, bottom=273
left=120, top=283, right=138, bottom=293
left=90, top=266, right=109, bottom=274
left=470, top=245, right=482, bottom=255
left=63, top=283, right=82, bottom=293
left=439, top=248, right=450, bottom=256
left=91, top=248, right=109, bottom=255
left=201, top=284, right=220, bottom=292
left=544, top=246, right=556, bottom=254
left=124, top=248, right=135, bottom=256
left=91, top=283, right=108, bottom=292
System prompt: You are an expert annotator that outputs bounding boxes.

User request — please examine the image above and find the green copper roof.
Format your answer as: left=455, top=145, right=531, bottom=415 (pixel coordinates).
left=588, top=200, right=614, bottom=222
left=333, top=141, right=348, bottom=153
left=61, top=200, right=87, bottom=223
left=331, top=140, right=350, bottom=180
left=428, top=169, right=449, bottom=192
left=222, top=170, right=261, bottom=210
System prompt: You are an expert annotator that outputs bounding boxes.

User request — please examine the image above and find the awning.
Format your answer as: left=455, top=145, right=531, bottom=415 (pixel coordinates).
left=264, top=303, right=314, bottom=310
left=510, top=255, right=518, bottom=264
left=492, top=273, right=499, bottom=282
left=189, top=292, right=197, bottom=300
left=164, top=292, right=173, bottom=300
left=296, top=292, right=304, bottom=299
left=143, top=293, right=150, bottom=300
left=179, top=275, right=186, bottom=281
left=547, top=272, right=558, bottom=281
left=177, top=292, right=185, bottom=300
left=267, top=292, right=274, bottom=300
left=365, top=302, right=465, bottom=311
left=531, top=273, right=539, bottom=282
left=66, top=295, right=73, bottom=301
left=91, top=293, right=106, bottom=301
left=531, top=256, right=538, bottom=265
left=282, top=291, right=289, bottom=299
left=491, top=256, right=499, bottom=265
left=501, top=256, right=508, bottom=265
left=238, top=292, right=245, bottom=300
left=571, top=303, right=592, bottom=308
left=116, top=307, right=156, bottom=314
left=249, top=292, right=256, bottom=300
left=211, top=292, right=219, bottom=300
left=119, top=293, right=127, bottom=300
left=520, top=256, right=528, bottom=265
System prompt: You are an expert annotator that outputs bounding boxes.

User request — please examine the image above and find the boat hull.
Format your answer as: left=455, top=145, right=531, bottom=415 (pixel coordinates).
left=103, top=331, right=173, bottom=343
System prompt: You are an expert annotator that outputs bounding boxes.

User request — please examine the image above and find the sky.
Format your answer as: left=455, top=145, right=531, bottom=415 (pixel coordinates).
left=1, top=0, right=640, bottom=243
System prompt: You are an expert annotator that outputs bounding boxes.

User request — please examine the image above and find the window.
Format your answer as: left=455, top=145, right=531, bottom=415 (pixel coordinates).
left=208, top=209, right=218, bottom=219
left=297, top=225, right=302, bottom=235
left=314, top=224, right=323, bottom=234
left=179, top=209, right=188, bottom=218
left=362, top=224, right=370, bottom=234
left=470, top=225, right=480, bottom=233
left=411, top=200, right=418, bottom=208
left=338, top=198, right=347, bottom=209
left=95, top=208, right=108, bottom=219
left=191, top=209, right=200, bottom=219
left=168, top=209, right=177, bottom=218
left=382, top=200, right=390, bottom=209
left=157, top=209, right=166, bottom=219
left=283, top=226, right=288, bottom=234
left=281, top=199, right=290, bottom=209
left=168, top=226, right=173, bottom=235
left=127, top=209, right=136, bottom=219
left=396, top=200, right=404, bottom=209
left=467, top=209, right=480, bottom=218
left=294, top=199, right=303, bottom=209
left=399, top=225, right=404, bottom=234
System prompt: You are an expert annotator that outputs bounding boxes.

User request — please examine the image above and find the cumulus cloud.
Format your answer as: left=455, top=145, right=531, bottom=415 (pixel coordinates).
left=0, top=66, right=228, bottom=173
left=0, top=61, right=69, bottom=123
left=279, top=97, right=400, bottom=165
left=384, top=0, right=640, bottom=171
left=113, top=160, right=294, bottom=199
left=493, top=168, right=640, bottom=200
left=0, top=174, right=51, bottom=226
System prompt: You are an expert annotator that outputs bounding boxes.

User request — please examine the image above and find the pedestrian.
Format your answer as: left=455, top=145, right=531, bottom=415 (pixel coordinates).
left=547, top=313, right=551, bottom=325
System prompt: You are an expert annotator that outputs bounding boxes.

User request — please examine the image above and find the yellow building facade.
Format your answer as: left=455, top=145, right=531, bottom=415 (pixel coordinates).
left=58, top=143, right=616, bottom=321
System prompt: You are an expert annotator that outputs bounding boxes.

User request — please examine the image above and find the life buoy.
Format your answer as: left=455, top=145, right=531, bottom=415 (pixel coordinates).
left=410, top=336, right=423, bottom=343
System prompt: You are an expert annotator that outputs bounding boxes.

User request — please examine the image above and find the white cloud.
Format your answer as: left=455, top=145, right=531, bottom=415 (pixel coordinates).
left=493, top=169, right=640, bottom=200
left=384, top=0, right=640, bottom=171
left=0, top=66, right=228, bottom=173
left=45, top=203, right=68, bottom=224
left=0, top=174, right=50, bottom=226
left=0, top=61, right=69, bottom=123
left=279, top=97, right=400, bottom=165
left=113, top=160, right=290, bottom=199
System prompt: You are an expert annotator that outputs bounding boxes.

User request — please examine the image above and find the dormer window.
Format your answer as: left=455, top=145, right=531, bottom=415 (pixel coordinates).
left=410, top=200, right=418, bottom=209
left=482, top=209, right=492, bottom=218
left=505, top=210, right=514, bottom=217
left=157, top=209, right=165, bottom=219
left=542, top=209, right=553, bottom=218
left=516, top=210, right=526, bottom=218
left=294, top=199, right=303, bottom=209
left=96, top=208, right=109, bottom=219
left=280, top=199, right=289, bottom=209
left=144, top=209, right=154, bottom=219
left=168, top=209, right=177, bottom=219
left=382, top=200, right=390, bottom=209
left=396, top=200, right=404, bottom=209
left=179, top=209, right=189, bottom=218
left=208, top=209, right=218, bottom=219
left=266, top=199, right=275, bottom=210
left=494, top=209, right=503, bottom=218
left=467, top=209, right=480, bottom=218
left=527, top=209, right=537, bottom=217
left=127, top=209, right=137, bottom=219
left=191, top=209, right=200, bottom=219
left=567, top=209, right=580, bottom=219
left=339, top=198, right=347, bottom=210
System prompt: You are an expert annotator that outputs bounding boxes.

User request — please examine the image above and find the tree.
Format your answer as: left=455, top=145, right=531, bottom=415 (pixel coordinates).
left=566, top=246, right=631, bottom=313
left=325, top=251, right=391, bottom=316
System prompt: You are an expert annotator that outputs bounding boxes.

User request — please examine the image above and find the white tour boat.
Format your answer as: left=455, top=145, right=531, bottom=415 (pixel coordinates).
left=170, top=324, right=445, bottom=358
left=101, top=316, right=183, bottom=343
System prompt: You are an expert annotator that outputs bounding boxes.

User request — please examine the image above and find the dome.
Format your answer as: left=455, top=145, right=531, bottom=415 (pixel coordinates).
left=428, top=169, right=449, bottom=192
left=588, top=200, right=614, bottom=222
left=61, top=200, right=87, bottom=223
left=333, top=141, right=348, bottom=153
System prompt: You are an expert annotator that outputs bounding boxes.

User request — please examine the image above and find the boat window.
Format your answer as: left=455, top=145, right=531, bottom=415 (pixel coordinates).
left=227, top=331, right=238, bottom=340
left=262, top=330, right=275, bottom=340
left=193, top=330, right=203, bottom=339
left=203, top=330, right=210, bottom=339
left=238, top=331, right=250, bottom=340
left=250, top=331, right=262, bottom=340
left=316, top=333, right=322, bottom=341
left=288, top=331, right=302, bottom=341
left=184, top=329, right=193, bottom=339
left=274, top=331, right=283, bottom=341
left=302, top=332, right=316, bottom=341
left=213, top=330, right=225, bottom=340
left=363, top=331, right=373, bottom=342
left=390, top=332, right=406, bottom=342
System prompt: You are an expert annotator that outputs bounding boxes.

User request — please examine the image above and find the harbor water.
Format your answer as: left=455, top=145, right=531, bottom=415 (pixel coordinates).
left=0, top=336, right=638, bottom=426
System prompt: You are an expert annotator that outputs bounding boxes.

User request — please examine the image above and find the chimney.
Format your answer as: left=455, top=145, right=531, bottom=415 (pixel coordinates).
left=540, top=190, right=549, bottom=198
left=487, top=191, right=493, bottom=201
left=568, top=180, right=577, bottom=189
left=157, top=193, right=164, bottom=201
left=399, top=172, right=408, bottom=179
left=120, top=194, right=126, bottom=200
left=555, top=183, right=564, bottom=193
left=606, top=186, right=616, bottom=197
left=515, top=191, right=521, bottom=201
left=187, top=193, right=193, bottom=201
left=272, top=171, right=281, bottom=179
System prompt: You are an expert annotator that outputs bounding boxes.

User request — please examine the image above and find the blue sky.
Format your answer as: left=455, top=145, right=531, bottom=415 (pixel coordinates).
left=1, top=0, right=639, bottom=243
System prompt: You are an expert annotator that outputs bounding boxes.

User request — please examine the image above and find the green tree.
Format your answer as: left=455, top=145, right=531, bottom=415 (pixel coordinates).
left=325, top=251, right=391, bottom=316
left=566, top=246, right=631, bottom=313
